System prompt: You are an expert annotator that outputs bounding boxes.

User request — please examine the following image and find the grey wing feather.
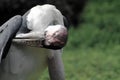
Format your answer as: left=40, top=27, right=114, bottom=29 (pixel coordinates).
left=0, top=15, right=22, bottom=62
left=17, top=10, right=30, bottom=34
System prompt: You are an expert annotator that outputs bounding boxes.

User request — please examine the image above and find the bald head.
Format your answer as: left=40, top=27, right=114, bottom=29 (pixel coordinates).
left=44, top=25, right=68, bottom=49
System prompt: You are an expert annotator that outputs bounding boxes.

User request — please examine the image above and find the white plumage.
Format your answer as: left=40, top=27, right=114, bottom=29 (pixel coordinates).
left=27, top=4, right=64, bottom=31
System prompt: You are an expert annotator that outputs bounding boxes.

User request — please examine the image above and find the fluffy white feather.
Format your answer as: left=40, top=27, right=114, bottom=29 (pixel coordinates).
left=27, top=4, right=64, bottom=31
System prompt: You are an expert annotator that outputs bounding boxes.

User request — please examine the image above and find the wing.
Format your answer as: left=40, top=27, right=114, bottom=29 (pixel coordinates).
left=17, top=10, right=31, bottom=34
left=0, top=15, right=22, bottom=62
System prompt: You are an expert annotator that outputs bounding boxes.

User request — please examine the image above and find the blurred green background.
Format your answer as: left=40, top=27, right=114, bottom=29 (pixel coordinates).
left=40, top=0, right=120, bottom=80
left=0, top=0, right=120, bottom=80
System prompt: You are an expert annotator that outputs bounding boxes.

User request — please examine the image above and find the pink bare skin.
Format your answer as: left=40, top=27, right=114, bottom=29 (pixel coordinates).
left=44, top=27, right=68, bottom=48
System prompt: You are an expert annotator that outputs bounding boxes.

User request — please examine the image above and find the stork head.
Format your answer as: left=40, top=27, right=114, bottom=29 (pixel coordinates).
left=13, top=4, right=68, bottom=49
left=43, top=25, right=68, bottom=49
left=13, top=25, right=68, bottom=49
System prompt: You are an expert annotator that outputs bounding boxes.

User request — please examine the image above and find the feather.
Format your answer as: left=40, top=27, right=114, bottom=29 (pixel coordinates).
left=0, top=15, right=22, bottom=61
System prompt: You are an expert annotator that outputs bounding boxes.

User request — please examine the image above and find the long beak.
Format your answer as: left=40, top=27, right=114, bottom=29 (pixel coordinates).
left=12, top=38, right=44, bottom=47
left=12, top=31, right=45, bottom=47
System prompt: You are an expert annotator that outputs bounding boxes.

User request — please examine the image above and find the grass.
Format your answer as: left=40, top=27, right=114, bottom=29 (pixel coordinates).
left=63, top=46, right=120, bottom=80
left=40, top=45, right=120, bottom=80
